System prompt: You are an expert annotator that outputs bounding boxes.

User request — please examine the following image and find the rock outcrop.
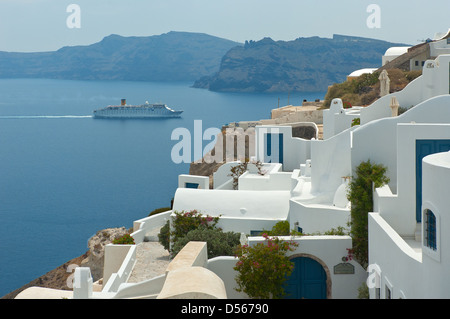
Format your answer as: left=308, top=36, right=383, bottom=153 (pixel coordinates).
left=80, top=227, right=129, bottom=281
left=1, top=227, right=129, bottom=299
left=193, top=34, right=409, bottom=93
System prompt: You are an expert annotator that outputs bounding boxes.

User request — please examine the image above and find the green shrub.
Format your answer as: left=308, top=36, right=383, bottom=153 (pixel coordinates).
left=322, top=226, right=348, bottom=235
left=234, top=234, right=298, bottom=299
left=358, top=282, right=370, bottom=299
left=404, top=70, right=422, bottom=82
left=262, top=220, right=290, bottom=236
left=170, top=210, right=220, bottom=244
left=171, top=227, right=241, bottom=259
left=340, top=93, right=360, bottom=107
left=158, top=220, right=171, bottom=251
left=359, top=89, right=379, bottom=106
left=353, top=72, right=380, bottom=93
left=323, top=80, right=354, bottom=108
left=347, top=160, right=389, bottom=268
left=158, top=210, right=221, bottom=252
left=112, top=234, right=135, bottom=245
left=351, top=118, right=360, bottom=127
left=323, top=68, right=419, bottom=108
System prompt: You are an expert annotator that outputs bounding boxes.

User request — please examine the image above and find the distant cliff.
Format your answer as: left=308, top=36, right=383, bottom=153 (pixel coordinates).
left=0, top=31, right=241, bottom=82
left=193, top=34, right=409, bottom=93
left=0, top=32, right=410, bottom=93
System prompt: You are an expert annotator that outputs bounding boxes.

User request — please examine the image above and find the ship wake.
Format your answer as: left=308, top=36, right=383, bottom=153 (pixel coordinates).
left=0, top=115, right=93, bottom=119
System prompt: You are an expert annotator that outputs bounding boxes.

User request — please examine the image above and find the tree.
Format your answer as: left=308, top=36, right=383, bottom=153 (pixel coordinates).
left=347, top=160, right=389, bottom=268
left=234, top=234, right=298, bottom=299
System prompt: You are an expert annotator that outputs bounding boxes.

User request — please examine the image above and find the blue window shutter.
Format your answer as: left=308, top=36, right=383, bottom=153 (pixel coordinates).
left=425, top=209, right=437, bottom=250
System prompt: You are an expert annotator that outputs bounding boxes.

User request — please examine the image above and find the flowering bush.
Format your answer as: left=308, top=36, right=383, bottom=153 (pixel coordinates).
left=159, top=210, right=221, bottom=252
left=234, top=233, right=298, bottom=299
left=171, top=210, right=220, bottom=244
left=342, top=248, right=354, bottom=262
left=343, top=101, right=352, bottom=109
left=112, top=234, right=135, bottom=245
left=351, top=117, right=360, bottom=127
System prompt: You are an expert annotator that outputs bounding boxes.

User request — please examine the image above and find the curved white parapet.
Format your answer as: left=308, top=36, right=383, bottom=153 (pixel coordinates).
left=15, top=287, right=73, bottom=299
left=157, top=266, right=227, bottom=299
left=422, top=151, right=450, bottom=271
left=173, top=188, right=290, bottom=220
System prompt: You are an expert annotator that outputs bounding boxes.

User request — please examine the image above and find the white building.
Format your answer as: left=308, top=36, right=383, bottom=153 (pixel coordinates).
left=16, top=51, right=450, bottom=299
left=347, top=68, right=378, bottom=81
left=381, top=29, right=450, bottom=71
left=172, top=54, right=450, bottom=299
left=382, top=47, right=410, bottom=66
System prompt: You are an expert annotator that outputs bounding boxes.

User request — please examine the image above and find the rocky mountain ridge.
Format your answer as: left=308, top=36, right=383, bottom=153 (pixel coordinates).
left=193, top=34, right=409, bottom=93
left=0, top=31, right=241, bottom=82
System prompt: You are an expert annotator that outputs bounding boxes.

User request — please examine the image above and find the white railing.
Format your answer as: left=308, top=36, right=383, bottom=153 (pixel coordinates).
left=131, top=210, right=172, bottom=243
left=102, top=244, right=137, bottom=293
left=74, top=210, right=173, bottom=298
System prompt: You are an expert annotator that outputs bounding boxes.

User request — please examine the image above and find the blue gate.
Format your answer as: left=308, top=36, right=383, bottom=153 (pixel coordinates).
left=416, top=140, right=450, bottom=222
left=284, top=257, right=327, bottom=299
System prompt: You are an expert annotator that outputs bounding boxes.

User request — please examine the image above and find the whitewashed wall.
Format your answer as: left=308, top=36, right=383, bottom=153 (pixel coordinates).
left=172, top=188, right=290, bottom=235
left=213, top=161, right=239, bottom=189
left=288, top=199, right=350, bottom=234
left=368, top=213, right=422, bottom=299
left=310, top=128, right=353, bottom=195
left=420, top=151, right=450, bottom=298
left=238, top=170, right=293, bottom=191
left=248, top=235, right=367, bottom=299
left=178, top=174, right=209, bottom=189
left=360, top=95, right=450, bottom=236
left=255, top=125, right=311, bottom=172
left=206, top=256, right=249, bottom=299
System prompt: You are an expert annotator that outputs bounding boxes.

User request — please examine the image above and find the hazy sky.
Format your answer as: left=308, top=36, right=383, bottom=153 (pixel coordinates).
left=0, top=0, right=448, bottom=52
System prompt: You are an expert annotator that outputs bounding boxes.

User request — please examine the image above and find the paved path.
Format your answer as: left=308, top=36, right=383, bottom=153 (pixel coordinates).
left=127, top=227, right=170, bottom=283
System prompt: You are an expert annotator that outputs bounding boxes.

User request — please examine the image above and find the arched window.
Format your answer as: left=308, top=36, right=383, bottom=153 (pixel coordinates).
left=425, top=209, right=437, bottom=251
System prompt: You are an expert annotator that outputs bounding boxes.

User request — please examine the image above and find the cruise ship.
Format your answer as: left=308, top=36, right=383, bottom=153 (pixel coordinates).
left=93, top=99, right=183, bottom=118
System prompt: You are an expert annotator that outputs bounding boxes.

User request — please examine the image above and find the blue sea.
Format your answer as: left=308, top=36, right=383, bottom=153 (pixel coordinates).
left=0, top=78, right=324, bottom=297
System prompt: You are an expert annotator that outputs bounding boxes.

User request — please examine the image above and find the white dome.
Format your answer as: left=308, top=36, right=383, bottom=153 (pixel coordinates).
left=384, top=47, right=410, bottom=57
left=173, top=188, right=291, bottom=219
left=348, top=68, right=378, bottom=78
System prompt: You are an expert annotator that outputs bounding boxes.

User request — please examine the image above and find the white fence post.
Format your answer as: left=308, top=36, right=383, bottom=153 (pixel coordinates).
left=73, top=267, right=93, bottom=299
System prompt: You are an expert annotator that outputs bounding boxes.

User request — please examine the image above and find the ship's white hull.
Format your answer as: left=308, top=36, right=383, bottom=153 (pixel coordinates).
left=93, top=102, right=183, bottom=119
left=93, top=112, right=182, bottom=118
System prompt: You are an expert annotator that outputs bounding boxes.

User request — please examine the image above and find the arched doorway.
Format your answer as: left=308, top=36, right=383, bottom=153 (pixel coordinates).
left=284, top=255, right=330, bottom=299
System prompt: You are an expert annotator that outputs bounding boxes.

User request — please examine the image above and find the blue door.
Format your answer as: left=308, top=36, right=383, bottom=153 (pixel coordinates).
left=284, top=257, right=327, bottom=299
left=264, top=133, right=283, bottom=165
left=416, top=140, right=450, bottom=222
